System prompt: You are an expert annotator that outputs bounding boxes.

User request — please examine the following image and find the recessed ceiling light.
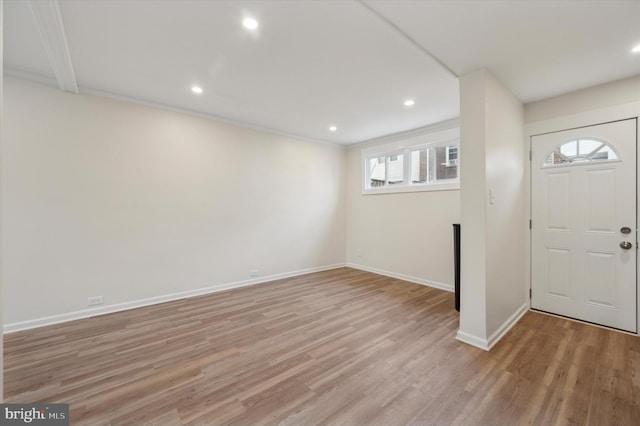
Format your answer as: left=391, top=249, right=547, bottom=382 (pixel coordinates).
left=404, top=99, right=415, bottom=107
left=243, top=17, right=259, bottom=30
left=329, top=126, right=337, bottom=132
left=632, top=44, right=640, bottom=53
left=191, top=86, right=203, bottom=94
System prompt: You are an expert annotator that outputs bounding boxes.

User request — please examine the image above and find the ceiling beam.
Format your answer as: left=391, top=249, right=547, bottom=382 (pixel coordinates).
left=357, top=0, right=458, bottom=79
left=28, top=0, right=78, bottom=93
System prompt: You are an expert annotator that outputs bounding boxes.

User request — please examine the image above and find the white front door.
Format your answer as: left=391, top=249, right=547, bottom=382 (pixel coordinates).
left=531, top=119, right=637, bottom=333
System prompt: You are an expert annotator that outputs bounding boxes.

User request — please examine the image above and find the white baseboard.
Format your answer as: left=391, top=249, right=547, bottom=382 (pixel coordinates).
left=486, top=302, right=529, bottom=350
left=4, top=263, right=347, bottom=334
left=455, top=330, right=490, bottom=350
left=346, top=263, right=454, bottom=292
left=456, top=302, right=529, bottom=351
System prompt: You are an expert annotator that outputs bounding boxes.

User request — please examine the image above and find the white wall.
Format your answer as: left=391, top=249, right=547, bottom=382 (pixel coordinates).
left=1, top=0, right=5, bottom=401
left=345, top=141, right=460, bottom=290
left=458, top=69, right=527, bottom=350
left=484, top=72, right=526, bottom=336
left=2, top=76, right=347, bottom=328
left=525, top=74, right=640, bottom=124
left=458, top=70, right=488, bottom=341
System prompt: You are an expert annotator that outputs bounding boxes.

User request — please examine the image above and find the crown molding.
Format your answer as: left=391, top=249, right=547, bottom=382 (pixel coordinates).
left=78, top=85, right=348, bottom=149
left=6, top=71, right=348, bottom=148
left=350, top=117, right=460, bottom=150
left=4, top=68, right=59, bottom=87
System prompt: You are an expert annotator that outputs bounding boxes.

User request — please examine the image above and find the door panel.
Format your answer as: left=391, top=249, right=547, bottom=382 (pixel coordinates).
left=546, top=248, right=571, bottom=297
left=584, top=251, right=616, bottom=307
left=586, top=169, right=616, bottom=231
left=545, top=172, right=571, bottom=230
left=531, top=119, right=637, bottom=332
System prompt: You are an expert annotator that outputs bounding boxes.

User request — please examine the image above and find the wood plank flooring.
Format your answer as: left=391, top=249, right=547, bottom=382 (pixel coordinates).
left=4, top=267, right=640, bottom=425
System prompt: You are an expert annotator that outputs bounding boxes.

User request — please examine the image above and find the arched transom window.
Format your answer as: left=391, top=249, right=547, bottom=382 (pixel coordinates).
left=543, top=138, right=619, bottom=167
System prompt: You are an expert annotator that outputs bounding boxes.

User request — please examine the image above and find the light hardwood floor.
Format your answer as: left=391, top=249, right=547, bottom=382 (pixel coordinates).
left=4, top=267, right=640, bottom=425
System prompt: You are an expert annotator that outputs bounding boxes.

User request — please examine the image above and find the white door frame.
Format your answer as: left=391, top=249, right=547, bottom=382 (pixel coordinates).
left=524, top=102, right=640, bottom=335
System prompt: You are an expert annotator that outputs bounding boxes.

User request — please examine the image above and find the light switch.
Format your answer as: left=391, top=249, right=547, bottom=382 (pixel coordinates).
left=489, top=188, right=495, bottom=205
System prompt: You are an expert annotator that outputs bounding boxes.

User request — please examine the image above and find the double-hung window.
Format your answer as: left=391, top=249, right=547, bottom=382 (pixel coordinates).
left=362, top=125, right=459, bottom=194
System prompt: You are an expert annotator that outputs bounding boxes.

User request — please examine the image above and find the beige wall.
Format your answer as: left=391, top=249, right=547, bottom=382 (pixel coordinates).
left=345, top=142, right=460, bottom=290
left=458, top=69, right=526, bottom=350
left=3, top=75, right=461, bottom=331
left=525, top=74, right=640, bottom=124
left=2, top=76, right=347, bottom=328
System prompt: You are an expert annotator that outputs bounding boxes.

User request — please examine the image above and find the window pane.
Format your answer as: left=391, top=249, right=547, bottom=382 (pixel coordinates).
left=447, top=146, right=458, bottom=162
left=593, top=145, right=618, bottom=160
left=434, top=145, right=458, bottom=181
left=560, top=140, right=577, bottom=157
left=369, top=156, right=385, bottom=187
left=410, top=149, right=428, bottom=184
left=543, top=139, right=618, bottom=167
left=547, top=149, right=568, bottom=165
left=578, top=139, right=602, bottom=156
left=387, top=154, right=404, bottom=185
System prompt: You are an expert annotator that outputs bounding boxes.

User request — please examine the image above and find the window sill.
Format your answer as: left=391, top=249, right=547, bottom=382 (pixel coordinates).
left=362, top=181, right=460, bottom=195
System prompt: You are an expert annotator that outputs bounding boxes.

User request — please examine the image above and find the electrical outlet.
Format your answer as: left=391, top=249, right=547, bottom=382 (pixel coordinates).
left=249, top=269, right=259, bottom=277
left=87, top=296, right=103, bottom=306
left=355, top=249, right=362, bottom=259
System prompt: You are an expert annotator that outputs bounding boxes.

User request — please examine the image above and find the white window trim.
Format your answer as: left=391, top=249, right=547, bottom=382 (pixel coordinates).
left=361, top=126, right=460, bottom=195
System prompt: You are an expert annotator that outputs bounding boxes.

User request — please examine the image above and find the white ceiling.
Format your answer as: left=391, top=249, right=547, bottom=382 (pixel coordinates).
left=367, top=0, right=640, bottom=103
left=4, top=0, right=640, bottom=145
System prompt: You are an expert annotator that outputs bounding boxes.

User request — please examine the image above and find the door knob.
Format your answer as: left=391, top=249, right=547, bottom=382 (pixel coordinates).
left=620, top=241, right=633, bottom=250
left=620, top=226, right=632, bottom=234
